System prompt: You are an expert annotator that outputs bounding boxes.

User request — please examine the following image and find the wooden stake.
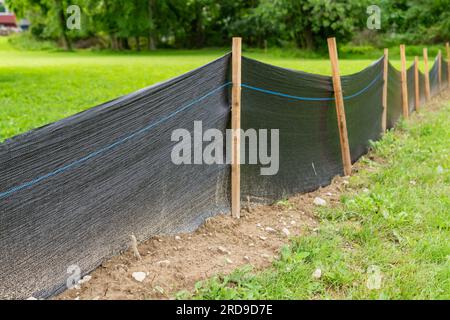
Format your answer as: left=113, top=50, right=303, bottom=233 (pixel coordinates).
left=400, top=44, right=408, bottom=118
left=423, top=48, right=431, bottom=101
left=438, top=49, right=442, bottom=90
left=327, top=37, right=352, bottom=176
left=382, top=48, right=388, bottom=133
left=446, top=42, right=450, bottom=89
left=231, top=37, right=242, bottom=218
left=414, top=56, right=420, bottom=111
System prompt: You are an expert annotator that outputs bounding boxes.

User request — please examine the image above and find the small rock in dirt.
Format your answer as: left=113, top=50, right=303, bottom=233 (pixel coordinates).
left=78, top=275, right=92, bottom=285
left=132, top=271, right=147, bottom=282
left=265, top=227, right=276, bottom=233
left=281, top=228, right=290, bottom=237
left=256, top=223, right=262, bottom=228
left=259, top=236, right=267, bottom=241
left=243, top=256, right=250, bottom=262
left=291, top=220, right=296, bottom=225
left=175, top=236, right=181, bottom=241
left=312, top=268, right=322, bottom=279
left=157, top=260, right=171, bottom=267
left=261, top=254, right=271, bottom=260
left=225, top=258, right=233, bottom=264
left=217, top=246, right=230, bottom=255
left=326, top=192, right=333, bottom=196
left=313, top=197, right=327, bottom=207
left=26, top=297, right=38, bottom=300
left=249, top=243, right=255, bottom=247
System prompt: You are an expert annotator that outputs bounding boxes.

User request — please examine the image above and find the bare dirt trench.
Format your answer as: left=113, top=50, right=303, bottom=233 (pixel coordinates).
left=56, top=90, right=449, bottom=300
left=56, top=178, right=346, bottom=300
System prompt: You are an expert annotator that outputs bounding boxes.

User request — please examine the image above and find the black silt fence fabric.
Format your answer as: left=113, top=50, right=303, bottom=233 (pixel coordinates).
left=240, top=57, right=340, bottom=202
left=442, top=58, right=449, bottom=87
left=407, top=63, right=416, bottom=113
left=341, top=58, right=384, bottom=162
left=240, top=57, right=384, bottom=202
left=429, top=55, right=440, bottom=96
left=419, top=71, right=427, bottom=106
left=386, top=63, right=403, bottom=129
left=0, top=55, right=232, bottom=299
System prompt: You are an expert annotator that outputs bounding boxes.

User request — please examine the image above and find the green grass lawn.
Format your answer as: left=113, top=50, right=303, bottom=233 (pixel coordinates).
left=0, top=36, right=425, bottom=141
left=181, top=101, right=450, bottom=300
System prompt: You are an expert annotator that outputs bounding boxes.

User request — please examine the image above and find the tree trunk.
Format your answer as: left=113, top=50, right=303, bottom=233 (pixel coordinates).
left=55, top=0, right=72, bottom=50
left=148, top=35, right=156, bottom=50
left=120, top=37, right=130, bottom=50
left=188, top=3, right=204, bottom=48
left=109, top=34, right=117, bottom=50
left=135, top=36, right=140, bottom=51
left=303, top=28, right=315, bottom=50
left=147, top=0, right=156, bottom=50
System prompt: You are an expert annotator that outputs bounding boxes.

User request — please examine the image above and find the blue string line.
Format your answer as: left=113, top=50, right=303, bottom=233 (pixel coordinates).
left=242, top=72, right=382, bottom=101
left=241, top=84, right=334, bottom=101
left=0, top=82, right=232, bottom=200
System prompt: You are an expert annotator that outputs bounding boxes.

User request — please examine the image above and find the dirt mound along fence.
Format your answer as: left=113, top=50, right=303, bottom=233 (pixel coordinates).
left=0, top=39, right=449, bottom=299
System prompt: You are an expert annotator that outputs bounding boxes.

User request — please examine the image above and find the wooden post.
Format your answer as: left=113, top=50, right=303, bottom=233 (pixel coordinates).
left=446, top=43, right=450, bottom=89
left=231, top=37, right=242, bottom=218
left=382, top=48, right=389, bottom=133
left=327, top=37, right=352, bottom=176
left=400, top=44, right=408, bottom=118
left=423, top=48, right=431, bottom=101
left=438, top=49, right=442, bottom=90
left=414, top=56, right=420, bottom=111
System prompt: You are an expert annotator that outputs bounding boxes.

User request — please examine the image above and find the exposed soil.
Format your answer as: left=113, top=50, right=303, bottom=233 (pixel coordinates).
left=56, top=90, right=449, bottom=300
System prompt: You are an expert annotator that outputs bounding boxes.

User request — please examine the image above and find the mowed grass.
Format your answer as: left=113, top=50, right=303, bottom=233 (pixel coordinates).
left=182, top=101, right=450, bottom=300
left=0, top=36, right=416, bottom=141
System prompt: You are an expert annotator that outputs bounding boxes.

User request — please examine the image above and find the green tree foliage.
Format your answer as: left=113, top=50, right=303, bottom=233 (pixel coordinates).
left=6, top=0, right=449, bottom=50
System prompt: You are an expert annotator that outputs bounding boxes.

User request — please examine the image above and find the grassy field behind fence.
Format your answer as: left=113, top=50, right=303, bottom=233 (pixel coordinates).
left=182, top=101, right=450, bottom=300
left=0, top=36, right=427, bottom=141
